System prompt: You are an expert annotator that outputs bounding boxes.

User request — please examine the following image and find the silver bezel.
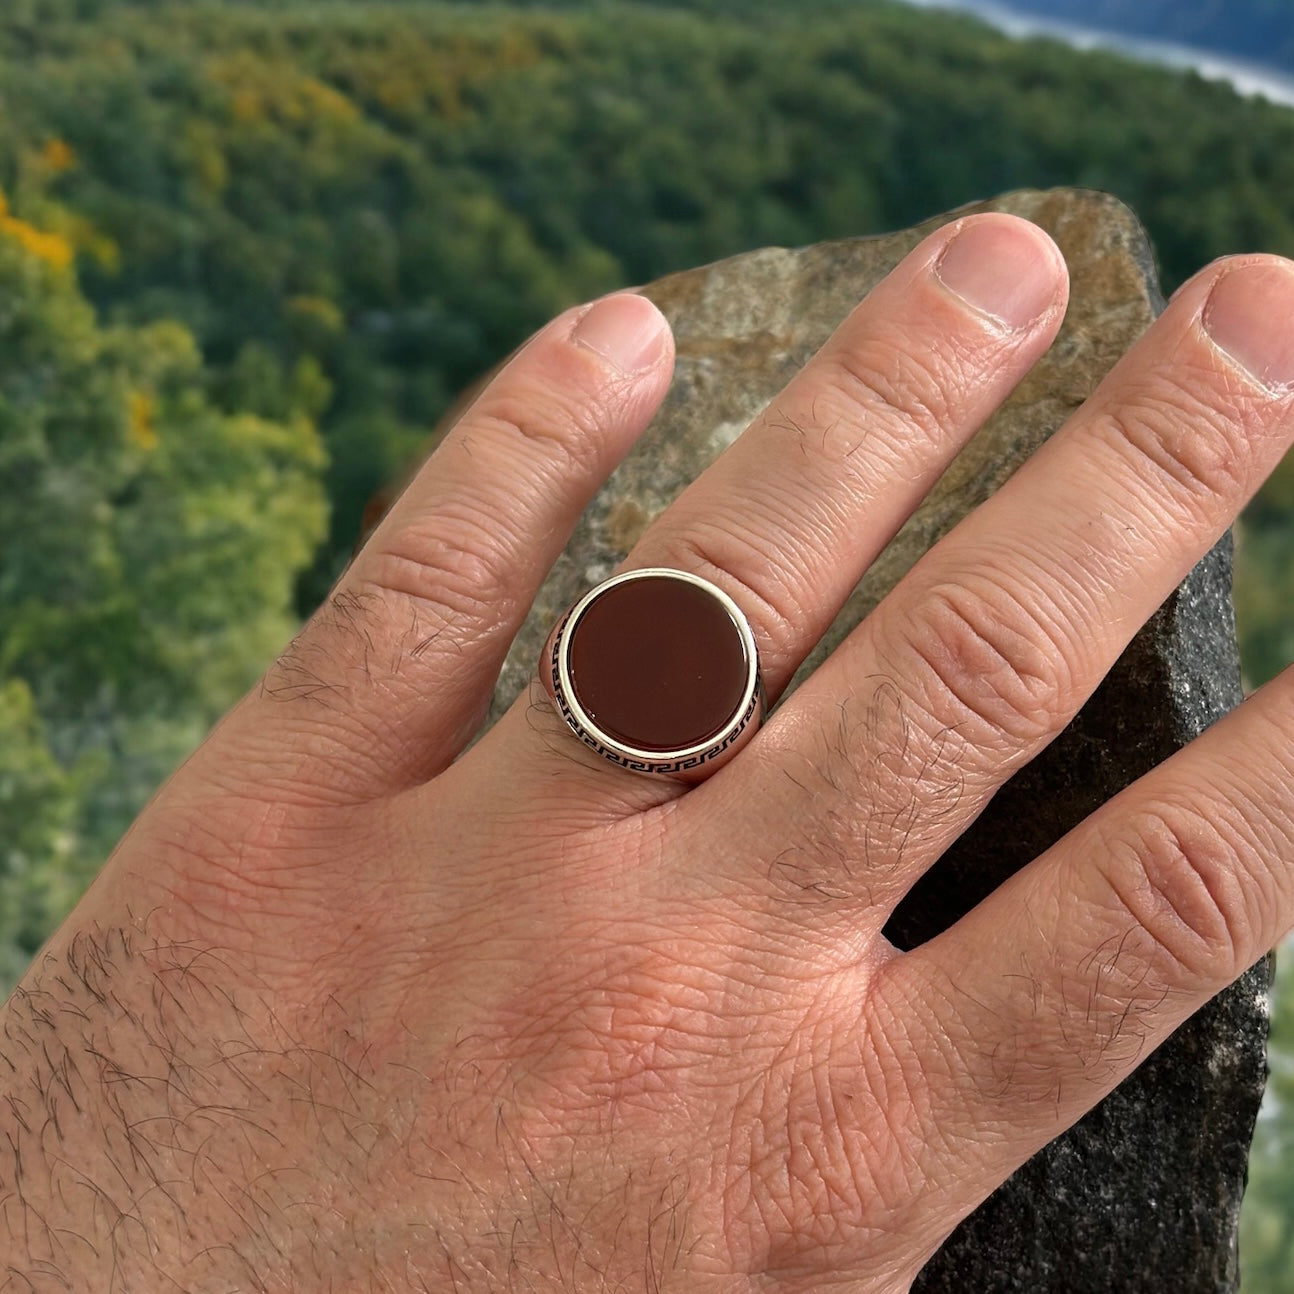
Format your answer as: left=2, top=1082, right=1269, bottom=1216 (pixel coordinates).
left=550, top=567, right=761, bottom=773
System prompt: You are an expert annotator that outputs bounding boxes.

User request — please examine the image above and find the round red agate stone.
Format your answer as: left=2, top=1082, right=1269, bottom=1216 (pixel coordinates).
left=567, top=575, right=749, bottom=753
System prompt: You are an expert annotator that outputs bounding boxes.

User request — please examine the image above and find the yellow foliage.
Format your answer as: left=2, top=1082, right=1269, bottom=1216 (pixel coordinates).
left=126, top=390, right=158, bottom=451
left=210, top=29, right=546, bottom=133
left=182, top=122, right=229, bottom=200
left=31, top=204, right=119, bottom=273
left=0, top=188, right=115, bottom=272
left=300, top=77, right=359, bottom=124
left=208, top=55, right=359, bottom=129
left=70, top=220, right=120, bottom=273
left=39, top=138, right=76, bottom=173
left=230, top=88, right=262, bottom=123
left=341, top=30, right=543, bottom=124
left=287, top=294, right=344, bottom=333
left=0, top=200, right=73, bottom=270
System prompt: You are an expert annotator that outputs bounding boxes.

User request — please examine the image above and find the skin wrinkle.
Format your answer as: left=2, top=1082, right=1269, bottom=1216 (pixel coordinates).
left=722, top=983, right=908, bottom=1278
left=913, top=536, right=1114, bottom=744
left=367, top=534, right=527, bottom=642
left=894, top=575, right=1080, bottom=751
left=819, top=309, right=993, bottom=453
left=253, top=597, right=478, bottom=796
left=463, top=399, right=616, bottom=489
left=656, top=525, right=802, bottom=674
left=1084, top=332, right=1287, bottom=521
left=1093, top=807, right=1254, bottom=984
left=808, top=322, right=1021, bottom=475
left=772, top=392, right=930, bottom=509
left=446, top=379, right=656, bottom=529
left=728, top=478, right=858, bottom=600
left=757, top=405, right=876, bottom=506
left=899, top=877, right=1184, bottom=1153
left=1094, top=388, right=1254, bottom=516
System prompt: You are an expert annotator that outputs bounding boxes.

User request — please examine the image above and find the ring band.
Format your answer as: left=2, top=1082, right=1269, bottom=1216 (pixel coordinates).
left=541, top=568, right=765, bottom=779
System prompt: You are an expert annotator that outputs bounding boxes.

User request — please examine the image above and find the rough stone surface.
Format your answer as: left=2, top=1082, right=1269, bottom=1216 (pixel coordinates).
left=486, top=188, right=1268, bottom=1289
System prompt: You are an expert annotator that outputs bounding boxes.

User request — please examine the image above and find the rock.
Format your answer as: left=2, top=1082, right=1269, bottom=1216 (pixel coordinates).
left=487, top=188, right=1267, bottom=1289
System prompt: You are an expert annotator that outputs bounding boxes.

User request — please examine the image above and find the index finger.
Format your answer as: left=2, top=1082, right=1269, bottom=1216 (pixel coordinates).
left=199, top=293, right=676, bottom=802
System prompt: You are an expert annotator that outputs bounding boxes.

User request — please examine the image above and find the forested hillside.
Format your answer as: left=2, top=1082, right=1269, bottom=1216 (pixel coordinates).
left=4, top=0, right=1294, bottom=606
left=984, top=0, right=1294, bottom=71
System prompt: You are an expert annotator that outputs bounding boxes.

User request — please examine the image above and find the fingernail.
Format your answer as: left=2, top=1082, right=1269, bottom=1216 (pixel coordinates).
left=572, top=293, right=670, bottom=374
left=1202, top=260, right=1294, bottom=392
left=934, top=218, right=1061, bottom=330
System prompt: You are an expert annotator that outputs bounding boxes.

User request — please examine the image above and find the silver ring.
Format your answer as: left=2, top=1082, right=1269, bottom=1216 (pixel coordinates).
left=541, top=568, right=765, bottom=779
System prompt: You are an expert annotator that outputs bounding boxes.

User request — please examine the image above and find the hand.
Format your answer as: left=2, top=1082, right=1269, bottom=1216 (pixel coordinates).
left=5, top=212, right=1293, bottom=1292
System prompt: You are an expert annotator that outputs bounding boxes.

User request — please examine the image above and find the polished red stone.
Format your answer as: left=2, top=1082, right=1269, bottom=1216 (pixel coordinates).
left=567, top=575, right=749, bottom=753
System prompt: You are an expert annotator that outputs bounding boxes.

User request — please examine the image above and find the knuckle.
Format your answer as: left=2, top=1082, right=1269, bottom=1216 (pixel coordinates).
left=361, top=500, right=520, bottom=634
left=665, top=522, right=803, bottom=656
left=896, top=574, right=1078, bottom=749
left=1096, top=801, right=1254, bottom=982
left=824, top=334, right=965, bottom=453
left=1097, top=379, right=1250, bottom=514
left=473, top=383, right=615, bottom=483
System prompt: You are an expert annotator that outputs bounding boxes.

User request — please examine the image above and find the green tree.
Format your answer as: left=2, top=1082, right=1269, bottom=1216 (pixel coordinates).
left=0, top=197, right=327, bottom=980
left=0, top=679, right=77, bottom=986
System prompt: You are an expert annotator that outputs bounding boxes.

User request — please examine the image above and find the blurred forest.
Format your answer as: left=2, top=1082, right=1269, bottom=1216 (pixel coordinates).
left=1, top=0, right=1293, bottom=1286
